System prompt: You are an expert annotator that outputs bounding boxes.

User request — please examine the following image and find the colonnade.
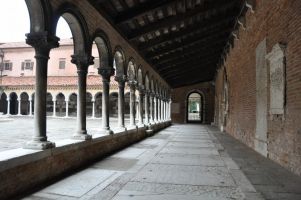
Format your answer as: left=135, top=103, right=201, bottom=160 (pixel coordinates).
left=21, top=32, right=171, bottom=150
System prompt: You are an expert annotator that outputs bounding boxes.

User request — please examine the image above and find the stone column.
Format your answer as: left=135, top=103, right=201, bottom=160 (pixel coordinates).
left=24, top=33, right=58, bottom=150
left=17, top=97, right=21, bottom=115
left=128, top=80, right=137, bottom=129
left=6, top=97, right=10, bottom=115
left=65, top=100, right=69, bottom=117
left=91, top=99, right=95, bottom=119
left=138, top=87, right=144, bottom=127
left=29, top=98, right=32, bottom=116
left=144, top=91, right=150, bottom=125
left=149, top=93, right=154, bottom=123
left=161, top=99, right=164, bottom=122
left=154, top=96, right=158, bottom=122
left=157, top=97, right=161, bottom=122
left=52, top=99, right=56, bottom=117
left=71, top=55, right=93, bottom=140
left=99, top=67, right=114, bottom=134
left=115, top=76, right=126, bottom=131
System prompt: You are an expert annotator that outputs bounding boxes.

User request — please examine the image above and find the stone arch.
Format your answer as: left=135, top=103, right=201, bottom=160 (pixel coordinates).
left=86, top=92, right=93, bottom=117
left=137, top=66, right=144, bottom=88
left=54, top=3, right=90, bottom=55
left=94, top=92, right=102, bottom=118
left=20, top=92, right=30, bottom=115
left=0, top=93, right=8, bottom=114
left=127, top=58, right=136, bottom=81
left=185, top=90, right=206, bottom=123
left=56, top=93, right=66, bottom=117
left=92, top=29, right=113, bottom=69
left=68, top=93, right=77, bottom=117
left=46, top=92, right=53, bottom=116
left=24, top=0, right=52, bottom=33
left=145, top=72, right=150, bottom=92
left=109, top=92, right=118, bottom=117
left=113, top=46, right=126, bottom=78
left=9, top=92, right=18, bottom=115
left=124, top=92, right=130, bottom=119
left=150, top=76, right=155, bottom=94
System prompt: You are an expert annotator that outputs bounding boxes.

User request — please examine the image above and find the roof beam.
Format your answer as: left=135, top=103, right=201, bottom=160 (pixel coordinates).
left=158, top=56, right=219, bottom=73
left=115, top=0, right=175, bottom=24
left=151, top=41, right=225, bottom=64
left=127, top=0, right=238, bottom=40
left=155, top=51, right=221, bottom=68
left=138, top=15, right=235, bottom=50
left=145, top=30, right=230, bottom=58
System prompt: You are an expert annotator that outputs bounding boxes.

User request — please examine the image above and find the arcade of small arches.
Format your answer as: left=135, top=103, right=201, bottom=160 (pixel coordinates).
left=0, top=90, right=139, bottom=118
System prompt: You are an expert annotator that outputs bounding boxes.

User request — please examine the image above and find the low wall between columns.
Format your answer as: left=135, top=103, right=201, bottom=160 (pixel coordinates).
left=0, top=121, right=171, bottom=200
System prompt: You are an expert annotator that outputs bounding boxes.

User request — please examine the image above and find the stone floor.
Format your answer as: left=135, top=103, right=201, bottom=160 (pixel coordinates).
left=0, top=116, right=131, bottom=152
left=17, top=124, right=301, bottom=200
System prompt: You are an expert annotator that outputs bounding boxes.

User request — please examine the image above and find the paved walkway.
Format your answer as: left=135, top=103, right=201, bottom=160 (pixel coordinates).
left=21, top=124, right=301, bottom=200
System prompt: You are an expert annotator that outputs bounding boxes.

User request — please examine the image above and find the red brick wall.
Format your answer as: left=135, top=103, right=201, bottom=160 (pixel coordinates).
left=214, top=0, right=301, bottom=175
left=171, top=82, right=215, bottom=124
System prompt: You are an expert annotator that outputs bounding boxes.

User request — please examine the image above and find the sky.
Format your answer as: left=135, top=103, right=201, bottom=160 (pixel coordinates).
left=0, top=0, right=72, bottom=43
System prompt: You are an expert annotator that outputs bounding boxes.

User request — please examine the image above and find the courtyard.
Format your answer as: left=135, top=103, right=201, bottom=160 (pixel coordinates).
left=0, top=116, right=131, bottom=152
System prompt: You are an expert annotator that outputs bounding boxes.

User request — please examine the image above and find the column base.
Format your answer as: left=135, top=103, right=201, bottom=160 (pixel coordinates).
left=127, top=125, right=138, bottom=130
left=72, top=132, right=92, bottom=140
left=137, top=123, right=145, bottom=128
left=113, top=126, right=127, bottom=133
left=24, top=140, right=55, bottom=150
left=99, top=128, right=114, bottom=135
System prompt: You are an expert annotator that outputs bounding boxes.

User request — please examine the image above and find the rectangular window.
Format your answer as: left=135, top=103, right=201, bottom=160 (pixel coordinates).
left=94, top=57, right=99, bottom=68
left=4, top=61, right=13, bottom=71
left=22, top=60, right=33, bottom=71
left=59, top=58, right=66, bottom=69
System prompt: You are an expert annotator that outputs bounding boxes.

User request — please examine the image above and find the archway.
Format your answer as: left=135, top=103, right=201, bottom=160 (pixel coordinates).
left=46, top=93, right=53, bottom=116
left=20, top=92, right=30, bottom=115
left=9, top=92, right=18, bottom=115
left=109, top=92, right=118, bottom=117
left=56, top=93, right=66, bottom=117
left=68, top=93, right=77, bottom=117
left=0, top=93, right=8, bottom=114
left=186, top=92, right=204, bottom=123
left=94, top=92, right=102, bottom=118
left=86, top=92, right=93, bottom=117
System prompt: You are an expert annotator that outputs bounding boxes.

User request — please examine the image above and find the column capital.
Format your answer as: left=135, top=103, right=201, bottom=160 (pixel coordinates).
left=115, top=75, right=127, bottom=85
left=127, top=80, right=137, bottom=89
left=26, top=32, right=59, bottom=52
left=71, top=54, right=94, bottom=71
left=98, top=67, right=115, bottom=81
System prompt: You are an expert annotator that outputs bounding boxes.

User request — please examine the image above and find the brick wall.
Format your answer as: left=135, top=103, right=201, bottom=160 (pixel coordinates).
left=214, top=0, right=301, bottom=175
left=171, top=82, right=215, bottom=124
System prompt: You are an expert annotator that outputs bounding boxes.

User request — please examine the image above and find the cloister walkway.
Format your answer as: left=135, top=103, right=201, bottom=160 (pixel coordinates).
left=22, top=124, right=301, bottom=200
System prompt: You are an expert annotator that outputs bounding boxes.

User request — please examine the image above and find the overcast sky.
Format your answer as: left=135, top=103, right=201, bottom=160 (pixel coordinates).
left=0, top=0, right=71, bottom=43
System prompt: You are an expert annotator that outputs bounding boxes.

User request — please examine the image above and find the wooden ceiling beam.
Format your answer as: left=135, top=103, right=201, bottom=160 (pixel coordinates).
left=158, top=56, right=219, bottom=73
left=127, top=0, right=238, bottom=40
left=138, top=15, right=235, bottom=50
left=145, top=30, right=230, bottom=58
left=151, top=41, right=225, bottom=64
left=161, top=61, right=217, bottom=79
left=115, top=0, right=175, bottom=24
left=155, top=51, right=221, bottom=68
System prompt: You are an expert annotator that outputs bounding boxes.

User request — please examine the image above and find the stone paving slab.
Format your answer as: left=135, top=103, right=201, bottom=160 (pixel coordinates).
left=113, top=182, right=245, bottom=200
left=38, top=169, right=117, bottom=198
left=159, top=146, right=220, bottom=155
left=151, top=153, right=225, bottom=166
left=131, top=163, right=236, bottom=186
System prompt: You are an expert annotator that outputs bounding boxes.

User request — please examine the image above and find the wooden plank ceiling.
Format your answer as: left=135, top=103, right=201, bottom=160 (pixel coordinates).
left=88, top=0, right=245, bottom=88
